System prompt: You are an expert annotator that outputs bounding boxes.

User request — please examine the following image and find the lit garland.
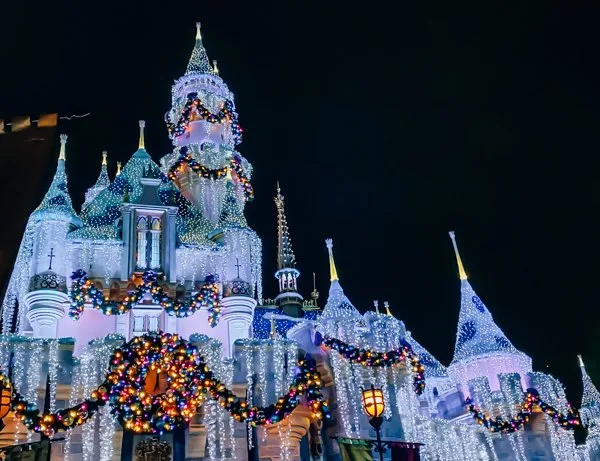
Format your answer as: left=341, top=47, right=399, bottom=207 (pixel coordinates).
left=321, top=335, right=426, bottom=395
left=165, top=92, right=242, bottom=144
left=167, top=146, right=254, bottom=201
left=466, top=388, right=581, bottom=433
left=0, top=332, right=331, bottom=437
left=68, top=270, right=222, bottom=326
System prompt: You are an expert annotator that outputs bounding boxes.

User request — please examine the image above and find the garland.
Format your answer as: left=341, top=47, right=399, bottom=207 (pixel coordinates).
left=466, top=388, right=580, bottom=433
left=166, top=92, right=242, bottom=144
left=167, top=146, right=254, bottom=201
left=1, top=332, right=330, bottom=436
left=69, top=270, right=222, bottom=326
left=321, top=336, right=426, bottom=395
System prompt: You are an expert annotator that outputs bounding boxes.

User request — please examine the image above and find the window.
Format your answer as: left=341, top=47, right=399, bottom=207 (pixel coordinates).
left=133, top=315, right=160, bottom=334
left=135, top=215, right=163, bottom=270
left=148, top=316, right=159, bottom=332
left=136, top=217, right=148, bottom=269
left=133, top=315, right=145, bottom=332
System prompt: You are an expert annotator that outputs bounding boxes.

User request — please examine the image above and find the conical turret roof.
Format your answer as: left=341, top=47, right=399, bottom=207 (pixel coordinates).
left=217, top=173, right=247, bottom=229
left=185, top=22, right=215, bottom=75
left=579, top=355, right=600, bottom=408
left=405, top=332, right=448, bottom=379
left=33, top=134, right=80, bottom=224
left=320, top=239, right=362, bottom=321
left=448, top=232, right=528, bottom=364
left=82, top=151, right=111, bottom=210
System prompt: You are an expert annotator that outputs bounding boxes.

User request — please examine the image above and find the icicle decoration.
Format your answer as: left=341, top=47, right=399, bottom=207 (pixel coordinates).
left=48, top=339, right=60, bottom=412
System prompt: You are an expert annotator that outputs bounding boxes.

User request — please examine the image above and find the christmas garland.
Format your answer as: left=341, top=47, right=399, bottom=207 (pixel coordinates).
left=69, top=270, right=222, bottom=327
left=166, top=92, right=242, bottom=144
left=321, top=336, right=426, bottom=396
left=466, top=388, right=580, bottom=433
left=0, top=332, right=330, bottom=436
left=167, top=146, right=254, bottom=201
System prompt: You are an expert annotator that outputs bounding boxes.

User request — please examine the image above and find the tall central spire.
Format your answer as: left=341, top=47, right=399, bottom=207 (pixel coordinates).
left=275, top=182, right=296, bottom=270
left=185, top=22, right=215, bottom=75
left=273, top=183, right=302, bottom=317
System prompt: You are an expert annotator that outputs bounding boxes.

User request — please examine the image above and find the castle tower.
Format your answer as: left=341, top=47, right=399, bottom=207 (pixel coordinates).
left=164, top=22, right=250, bottom=225
left=21, top=135, right=82, bottom=337
left=578, top=355, right=600, bottom=435
left=82, top=151, right=111, bottom=210
left=273, top=183, right=303, bottom=317
left=446, top=231, right=532, bottom=395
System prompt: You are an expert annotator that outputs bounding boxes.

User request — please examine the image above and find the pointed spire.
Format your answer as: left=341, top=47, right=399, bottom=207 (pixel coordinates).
left=116, top=161, right=122, bottom=176
left=213, top=59, right=219, bottom=75
left=325, top=238, right=339, bottom=282
left=274, top=183, right=296, bottom=270
left=384, top=301, right=393, bottom=317
left=83, top=151, right=111, bottom=209
left=33, top=135, right=79, bottom=222
left=319, top=238, right=362, bottom=322
left=185, top=22, right=215, bottom=75
left=58, top=134, right=67, bottom=161
left=138, top=120, right=145, bottom=150
left=579, top=355, right=600, bottom=408
left=449, top=231, right=468, bottom=280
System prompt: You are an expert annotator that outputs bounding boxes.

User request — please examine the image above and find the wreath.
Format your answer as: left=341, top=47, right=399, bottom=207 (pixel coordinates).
left=166, top=92, right=242, bottom=144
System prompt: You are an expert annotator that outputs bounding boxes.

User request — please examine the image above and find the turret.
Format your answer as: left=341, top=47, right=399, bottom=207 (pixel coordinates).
left=82, top=151, right=111, bottom=210
left=446, top=231, right=532, bottom=395
left=578, top=355, right=600, bottom=430
left=21, top=135, right=81, bottom=337
left=273, top=183, right=303, bottom=317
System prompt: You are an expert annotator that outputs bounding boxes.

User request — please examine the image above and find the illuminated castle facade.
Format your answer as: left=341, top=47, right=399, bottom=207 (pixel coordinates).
left=0, top=22, right=599, bottom=461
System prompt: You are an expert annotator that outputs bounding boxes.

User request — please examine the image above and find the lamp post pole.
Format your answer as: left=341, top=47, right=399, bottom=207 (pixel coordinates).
left=369, top=416, right=385, bottom=461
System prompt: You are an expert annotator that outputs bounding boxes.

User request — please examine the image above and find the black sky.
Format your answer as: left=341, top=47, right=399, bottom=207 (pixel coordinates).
left=1, top=1, right=599, bottom=406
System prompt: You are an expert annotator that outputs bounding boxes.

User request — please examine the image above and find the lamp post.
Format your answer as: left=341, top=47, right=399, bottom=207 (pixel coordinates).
left=361, top=384, right=385, bottom=461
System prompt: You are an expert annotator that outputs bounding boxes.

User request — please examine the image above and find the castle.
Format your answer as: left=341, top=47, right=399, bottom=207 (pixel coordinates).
left=0, top=22, right=599, bottom=461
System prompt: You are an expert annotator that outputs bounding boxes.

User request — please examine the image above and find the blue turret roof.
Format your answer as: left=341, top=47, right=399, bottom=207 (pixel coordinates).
left=448, top=232, right=528, bottom=365
left=405, top=333, right=448, bottom=379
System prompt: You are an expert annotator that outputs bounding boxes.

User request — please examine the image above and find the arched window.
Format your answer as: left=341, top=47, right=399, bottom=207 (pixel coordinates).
left=136, top=217, right=148, bottom=269
left=149, top=218, right=162, bottom=270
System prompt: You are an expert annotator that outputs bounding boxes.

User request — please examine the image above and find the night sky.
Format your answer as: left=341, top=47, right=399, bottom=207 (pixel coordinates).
left=1, top=2, right=599, bottom=406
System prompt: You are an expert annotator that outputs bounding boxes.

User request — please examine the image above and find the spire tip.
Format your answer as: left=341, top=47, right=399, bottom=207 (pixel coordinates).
left=449, top=230, right=468, bottom=280
left=325, top=238, right=339, bottom=281
left=138, top=120, right=145, bottom=150
left=578, top=354, right=585, bottom=368
left=58, top=134, right=68, bottom=161
left=102, top=150, right=108, bottom=166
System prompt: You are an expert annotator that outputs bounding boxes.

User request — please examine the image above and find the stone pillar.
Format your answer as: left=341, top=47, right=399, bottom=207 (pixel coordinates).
left=220, top=294, right=256, bottom=358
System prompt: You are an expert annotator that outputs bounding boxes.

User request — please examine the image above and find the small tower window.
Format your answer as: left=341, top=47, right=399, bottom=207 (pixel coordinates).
left=136, top=217, right=148, bottom=270
left=149, top=218, right=162, bottom=270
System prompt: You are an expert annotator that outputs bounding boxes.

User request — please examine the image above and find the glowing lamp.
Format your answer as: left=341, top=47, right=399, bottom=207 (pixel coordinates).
left=361, top=385, right=385, bottom=419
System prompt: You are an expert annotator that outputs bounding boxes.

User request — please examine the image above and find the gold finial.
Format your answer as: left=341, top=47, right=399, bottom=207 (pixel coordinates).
left=448, top=231, right=468, bottom=280
left=138, top=120, right=146, bottom=150
left=578, top=354, right=585, bottom=368
left=116, top=161, right=122, bottom=176
left=384, top=301, right=393, bottom=317
left=325, top=238, right=339, bottom=282
left=270, top=318, right=276, bottom=339
left=195, top=22, right=202, bottom=40
left=213, top=60, right=219, bottom=75
left=58, top=134, right=68, bottom=161
left=102, top=150, right=108, bottom=166
left=311, top=272, right=319, bottom=306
